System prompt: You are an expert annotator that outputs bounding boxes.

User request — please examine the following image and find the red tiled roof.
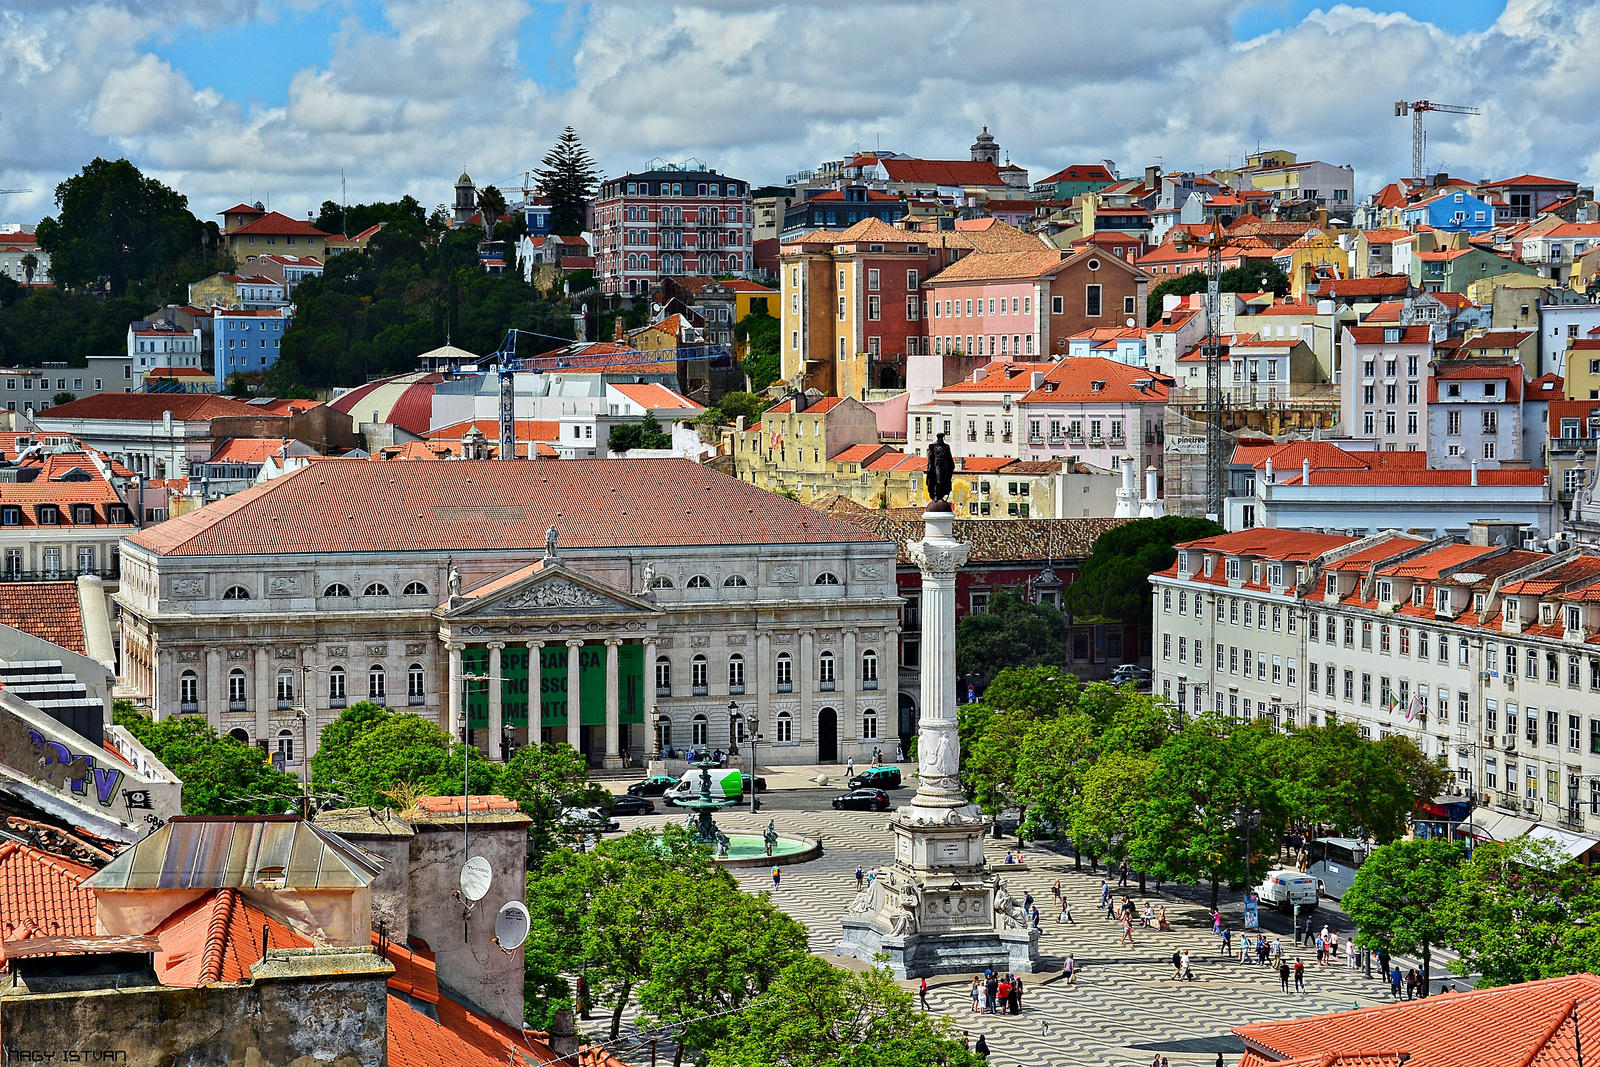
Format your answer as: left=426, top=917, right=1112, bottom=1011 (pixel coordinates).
left=1484, top=174, right=1579, bottom=189
left=153, top=888, right=313, bottom=985
left=880, top=159, right=1006, bottom=186
left=1038, top=164, right=1115, bottom=184
left=1346, top=326, right=1432, bottom=345
left=960, top=457, right=1014, bottom=473
left=0, top=840, right=98, bottom=951
left=1319, top=276, right=1410, bottom=298
left=935, top=362, right=1058, bottom=396
left=0, top=582, right=87, bottom=654
left=229, top=212, right=333, bottom=238
left=1461, top=331, right=1535, bottom=349
left=1018, top=356, right=1171, bottom=404
left=208, top=438, right=290, bottom=464
left=610, top=382, right=703, bottom=410
left=1375, top=543, right=1498, bottom=579
left=426, top=419, right=561, bottom=443
left=411, top=795, right=521, bottom=814
left=765, top=396, right=847, bottom=415
left=1234, top=973, right=1600, bottom=1067
left=1175, top=527, right=1356, bottom=563
left=39, top=394, right=259, bottom=422
left=830, top=444, right=893, bottom=464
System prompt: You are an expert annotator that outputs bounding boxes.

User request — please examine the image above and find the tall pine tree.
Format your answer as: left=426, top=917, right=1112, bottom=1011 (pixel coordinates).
left=535, top=127, right=599, bottom=236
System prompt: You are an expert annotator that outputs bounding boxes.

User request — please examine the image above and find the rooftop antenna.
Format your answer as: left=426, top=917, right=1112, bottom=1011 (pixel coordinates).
left=341, top=170, right=348, bottom=237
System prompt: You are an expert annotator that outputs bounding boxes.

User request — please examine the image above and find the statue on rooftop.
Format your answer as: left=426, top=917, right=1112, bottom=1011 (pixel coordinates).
left=544, top=525, right=560, bottom=560
left=925, top=433, right=954, bottom=502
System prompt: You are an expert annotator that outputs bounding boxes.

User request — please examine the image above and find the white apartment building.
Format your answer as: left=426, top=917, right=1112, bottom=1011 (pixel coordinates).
left=1339, top=325, right=1432, bottom=449
left=1153, top=526, right=1600, bottom=843
left=1426, top=362, right=1524, bottom=467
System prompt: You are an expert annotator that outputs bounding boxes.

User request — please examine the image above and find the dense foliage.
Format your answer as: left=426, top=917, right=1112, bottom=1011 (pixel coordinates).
left=314, top=195, right=429, bottom=238
left=264, top=222, right=572, bottom=389
left=607, top=411, right=673, bottom=453
left=695, top=391, right=769, bottom=428
left=734, top=307, right=781, bottom=391
left=954, top=588, right=1066, bottom=682
left=959, top=666, right=1444, bottom=908
left=534, top=127, right=600, bottom=237
left=113, top=704, right=302, bottom=815
left=1065, top=515, right=1224, bottom=624
left=1146, top=260, right=1290, bottom=324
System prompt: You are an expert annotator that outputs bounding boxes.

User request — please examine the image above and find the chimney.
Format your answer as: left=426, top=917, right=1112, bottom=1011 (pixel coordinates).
left=1470, top=460, right=1478, bottom=486
left=1082, top=192, right=1098, bottom=238
left=1030, top=371, right=1045, bottom=389
left=548, top=1009, right=580, bottom=1062
left=1264, top=457, right=1274, bottom=484
left=1302, top=458, right=1311, bottom=485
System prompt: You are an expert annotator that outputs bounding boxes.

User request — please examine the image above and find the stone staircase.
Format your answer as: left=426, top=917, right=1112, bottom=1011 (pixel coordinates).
left=0, top=660, right=107, bottom=743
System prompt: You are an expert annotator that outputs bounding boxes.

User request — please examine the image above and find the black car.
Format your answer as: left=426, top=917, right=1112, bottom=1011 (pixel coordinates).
left=832, top=788, right=891, bottom=812
left=848, top=766, right=902, bottom=790
left=627, top=775, right=679, bottom=797
left=608, top=795, right=656, bottom=817
left=737, top=773, right=769, bottom=793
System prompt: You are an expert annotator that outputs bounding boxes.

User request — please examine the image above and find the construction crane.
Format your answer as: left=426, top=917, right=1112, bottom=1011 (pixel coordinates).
left=1172, top=221, right=1231, bottom=522
left=1394, top=100, right=1479, bottom=181
left=0, top=189, right=33, bottom=195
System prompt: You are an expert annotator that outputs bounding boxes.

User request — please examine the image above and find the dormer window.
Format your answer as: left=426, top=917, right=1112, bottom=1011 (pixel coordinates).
left=37, top=505, right=58, bottom=525
left=73, top=505, right=93, bottom=524
left=1484, top=382, right=1497, bottom=398
left=1540, top=602, right=1554, bottom=624
left=1252, top=561, right=1261, bottom=583
left=0, top=507, right=18, bottom=526
left=1177, top=550, right=1190, bottom=576
left=1412, top=585, right=1425, bottom=607
left=1267, top=563, right=1284, bottom=588
left=1567, top=605, right=1583, bottom=632
left=1377, top=579, right=1394, bottom=603
left=1325, top=573, right=1338, bottom=596
left=1384, top=327, right=1401, bottom=343
left=1226, top=558, right=1241, bottom=581
left=1505, top=599, right=1520, bottom=624
left=1475, top=593, right=1486, bottom=615
left=1435, top=587, right=1451, bottom=614
left=1204, top=555, right=1215, bottom=577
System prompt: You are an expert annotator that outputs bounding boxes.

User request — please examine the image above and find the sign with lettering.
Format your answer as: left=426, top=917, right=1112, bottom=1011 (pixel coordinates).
left=1168, top=435, right=1208, bottom=456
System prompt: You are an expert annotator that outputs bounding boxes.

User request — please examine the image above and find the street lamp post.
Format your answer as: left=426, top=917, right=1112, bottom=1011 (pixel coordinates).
left=727, top=700, right=741, bottom=760
left=1233, top=804, right=1263, bottom=922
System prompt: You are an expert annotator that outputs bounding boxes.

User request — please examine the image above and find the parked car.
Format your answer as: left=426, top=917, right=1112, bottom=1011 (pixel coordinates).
left=848, top=766, right=902, bottom=790
left=1110, top=664, right=1152, bottom=687
left=559, top=807, right=620, bottom=833
left=736, top=772, right=769, bottom=793
left=832, top=788, right=891, bottom=812
left=607, top=795, right=656, bottom=817
left=628, top=775, right=680, bottom=797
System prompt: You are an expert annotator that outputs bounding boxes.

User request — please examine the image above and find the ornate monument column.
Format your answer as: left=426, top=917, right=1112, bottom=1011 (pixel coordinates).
left=837, top=464, right=1040, bottom=978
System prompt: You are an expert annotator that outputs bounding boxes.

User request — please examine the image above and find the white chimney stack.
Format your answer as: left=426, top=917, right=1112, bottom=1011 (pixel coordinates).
left=1302, top=458, right=1311, bottom=485
left=1471, top=460, right=1479, bottom=486
left=1265, top=458, right=1274, bottom=484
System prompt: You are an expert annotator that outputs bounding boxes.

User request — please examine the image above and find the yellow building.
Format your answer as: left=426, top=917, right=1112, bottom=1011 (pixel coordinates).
left=1272, top=230, right=1347, bottom=301
left=220, top=206, right=332, bottom=262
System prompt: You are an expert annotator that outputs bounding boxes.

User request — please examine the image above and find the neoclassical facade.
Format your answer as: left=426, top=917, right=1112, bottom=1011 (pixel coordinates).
left=114, top=460, right=901, bottom=769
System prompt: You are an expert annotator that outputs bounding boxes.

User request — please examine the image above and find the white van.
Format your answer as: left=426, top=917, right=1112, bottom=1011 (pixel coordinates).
left=1255, top=868, right=1319, bottom=912
left=663, top=767, right=744, bottom=807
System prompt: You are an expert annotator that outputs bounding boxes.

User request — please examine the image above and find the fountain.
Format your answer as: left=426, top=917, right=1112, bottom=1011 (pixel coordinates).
left=672, top=754, right=818, bottom=866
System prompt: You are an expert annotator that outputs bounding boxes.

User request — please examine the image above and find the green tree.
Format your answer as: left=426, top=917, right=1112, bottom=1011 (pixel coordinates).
left=35, top=158, right=209, bottom=298
left=607, top=411, right=672, bottom=453
left=20, top=253, right=38, bottom=285
left=1065, top=515, right=1223, bottom=625
left=735, top=307, right=782, bottom=391
left=1341, top=838, right=1465, bottom=994
left=495, top=742, right=609, bottom=860
left=1069, top=749, right=1157, bottom=869
left=52, top=391, right=75, bottom=406
left=1273, top=722, right=1426, bottom=843
left=476, top=185, right=509, bottom=226
left=708, top=956, right=983, bottom=1067
left=1440, top=838, right=1600, bottom=986
left=308, top=703, right=498, bottom=807
left=314, top=195, right=427, bottom=238
left=1146, top=260, right=1290, bottom=324
left=955, top=588, right=1065, bottom=682
left=535, top=127, right=600, bottom=237
left=113, top=706, right=302, bottom=815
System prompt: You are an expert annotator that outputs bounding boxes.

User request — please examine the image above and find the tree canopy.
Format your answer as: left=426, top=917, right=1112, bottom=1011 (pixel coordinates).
left=955, top=588, right=1066, bottom=682
left=1146, top=260, right=1290, bottom=324
left=308, top=702, right=499, bottom=807
left=735, top=307, right=782, bottom=391
left=495, top=741, right=610, bottom=859
left=1065, top=515, right=1223, bottom=624
left=1342, top=838, right=1465, bottom=992
left=113, top=705, right=301, bottom=815
left=607, top=411, right=673, bottom=453
left=534, top=127, right=599, bottom=237
left=314, top=195, right=429, bottom=238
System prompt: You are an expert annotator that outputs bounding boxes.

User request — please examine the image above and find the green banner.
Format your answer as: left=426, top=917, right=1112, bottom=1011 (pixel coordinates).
left=463, top=647, right=488, bottom=730
left=502, top=646, right=530, bottom=728
left=620, top=643, right=643, bottom=725
left=539, top=644, right=570, bottom=729
left=579, top=643, right=606, bottom=726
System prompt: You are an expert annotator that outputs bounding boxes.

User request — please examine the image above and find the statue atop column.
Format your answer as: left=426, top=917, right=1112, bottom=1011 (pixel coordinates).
left=925, top=433, right=954, bottom=504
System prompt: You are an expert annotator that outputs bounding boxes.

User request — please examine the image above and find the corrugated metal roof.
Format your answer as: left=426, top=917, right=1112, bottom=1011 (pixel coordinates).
left=85, top=816, right=382, bottom=891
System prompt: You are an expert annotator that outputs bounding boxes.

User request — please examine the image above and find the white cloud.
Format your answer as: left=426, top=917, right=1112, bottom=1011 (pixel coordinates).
left=3, top=0, right=1600, bottom=223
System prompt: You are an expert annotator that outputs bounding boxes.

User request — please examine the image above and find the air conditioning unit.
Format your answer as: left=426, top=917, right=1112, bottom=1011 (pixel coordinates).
left=1525, top=800, right=1538, bottom=813
left=1485, top=736, right=1497, bottom=749
left=1505, top=675, right=1516, bottom=690
left=1481, top=671, right=1493, bottom=681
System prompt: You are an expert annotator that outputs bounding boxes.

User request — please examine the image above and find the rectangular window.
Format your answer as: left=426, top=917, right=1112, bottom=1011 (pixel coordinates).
left=1309, top=662, right=1320, bottom=693
left=1344, top=669, right=1355, bottom=701
left=1052, top=295, right=1064, bottom=314
left=867, top=296, right=880, bottom=321
left=1085, top=284, right=1102, bottom=317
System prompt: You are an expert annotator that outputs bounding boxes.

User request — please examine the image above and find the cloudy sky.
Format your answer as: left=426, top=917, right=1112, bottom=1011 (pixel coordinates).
left=2, top=0, right=1596, bottom=225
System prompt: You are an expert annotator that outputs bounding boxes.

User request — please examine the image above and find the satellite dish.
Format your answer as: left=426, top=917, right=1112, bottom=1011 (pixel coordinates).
left=494, top=901, right=531, bottom=950
left=459, top=856, right=493, bottom=902
left=1126, top=317, right=1136, bottom=328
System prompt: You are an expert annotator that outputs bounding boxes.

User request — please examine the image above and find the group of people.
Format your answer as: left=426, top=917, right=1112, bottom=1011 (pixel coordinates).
left=969, top=969, right=1025, bottom=1015
left=1100, top=881, right=1171, bottom=946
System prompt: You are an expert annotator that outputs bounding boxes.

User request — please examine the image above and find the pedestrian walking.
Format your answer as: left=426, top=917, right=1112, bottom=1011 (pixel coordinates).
left=1056, top=898, right=1073, bottom=924
left=1180, top=950, right=1193, bottom=982
left=855, top=866, right=865, bottom=890
left=1390, top=966, right=1402, bottom=999
left=1030, top=905, right=1040, bottom=928
left=1220, top=926, right=1232, bottom=957
left=1099, top=880, right=1111, bottom=909
left=1119, top=859, right=1131, bottom=886
left=771, top=865, right=780, bottom=890
left=1405, top=969, right=1419, bottom=1001
left=970, top=977, right=981, bottom=1012
left=1120, top=917, right=1136, bottom=947
left=974, top=1034, right=989, bottom=1061
left=1007, top=975, right=1022, bottom=1014
left=1158, top=904, right=1171, bottom=932
left=1293, top=958, right=1306, bottom=993
left=1346, top=939, right=1357, bottom=970
left=1304, top=916, right=1315, bottom=947
left=1023, top=891, right=1034, bottom=912
left=1212, top=910, right=1222, bottom=936
left=919, top=977, right=928, bottom=1010
left=1052, top=879, right=1063, bottom=904
left=1272, top=937, right=1284, bottom=965
left=1063, top=953, right=1076, bottom=984
left=1279, top=958, right=1290, bottom=992
left=847, top=756, right=855, bottom=776
left=1172, top=950, right=1182, bottom=979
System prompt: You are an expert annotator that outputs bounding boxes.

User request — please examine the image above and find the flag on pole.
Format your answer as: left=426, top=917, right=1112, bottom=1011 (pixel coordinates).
left=1406, top=694, right=1422, bottom=722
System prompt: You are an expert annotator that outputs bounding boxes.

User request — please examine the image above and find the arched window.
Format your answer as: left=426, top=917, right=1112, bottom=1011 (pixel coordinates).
left=228, top=668, right=247, bottom=708
left=364, top=583, right=390, bottom=597
left=368, top=665, right=386, bottom=699
left=776, top=710, right=793, bottom=743
left=815, top=572, right=840, bottom=585
left=819, top=651, right=836, bottom=691
left=655, top=656, right=671, bottom=695
left=776, top=652, right=793, bottom=692
left=862, top=649, right=879, bottom=690
left=650, top=575, right=674, bottom=589
left=229, top=727, right=250, bottom=744
left=402, top=581, right=429, bottom=596
left=276, top=667, right=294, bottom=709
left=277, top=729, right=295, bottom=765
left=686, top=575, right=711, bottom=588
left=691, top=654, right=709, bottom=694
left=408, top=663, right=425, bottom=705
left=692, top=714, right=708, bottom=747
left=222, top=585, right=250, bottom=600
left=862, top=711, right=878, bottom=740
left=728, top=654, right=745, bottom=694
left=179, top=670, right=198, bottom=708
left=329, top=665, right=347, bottom=707
left=723, top=574, right=748, bottom=587
left=323, top=583, right=352, bottom=598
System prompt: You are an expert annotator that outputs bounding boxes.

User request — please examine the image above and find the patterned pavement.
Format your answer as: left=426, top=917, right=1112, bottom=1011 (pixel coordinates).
left=603, top=806, right=1395, bottom=1067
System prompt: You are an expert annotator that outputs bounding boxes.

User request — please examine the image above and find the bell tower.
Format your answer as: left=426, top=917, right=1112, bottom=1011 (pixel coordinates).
left=970, top=127, right=999, bottom=165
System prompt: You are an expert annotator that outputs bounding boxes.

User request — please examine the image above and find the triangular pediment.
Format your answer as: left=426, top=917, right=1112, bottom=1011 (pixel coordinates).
left=441, top=562, right=662, bottom=619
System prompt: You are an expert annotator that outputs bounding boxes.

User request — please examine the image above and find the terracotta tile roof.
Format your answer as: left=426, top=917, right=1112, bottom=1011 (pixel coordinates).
left=1018, top=357, right=1170, bottom=404
left=426, top=419, right=561, bottom=443
left=880, top=159, right=1005, bottom=187
left=1485, top=174, right=1579, bottom=188
left=1461, top=331, right=1536, bottom=349
left=1375, top=543, right=1498, bottom=579
left=830, top=444, right=894, bottom=464
left=229, top=212, right=332, bottom=238
left=830, top=217, right=916, bottom=246
left=0, top=840, right=98, bottom=950
left=928, top=220, right=1046, bottom=254
left=0, top=582, right=87, bottom=653
left=1347, top=326, right=1432, bottom=345
left=1318, top=276, right=1410, bottom=299
left=38, top=394, right=259, bottom=422
left=821, top=506, right=1123, bottom=564
left=1175, top=527, right=1357, bottom=562
left=411, top=795, right=522, bottom=814
left=865, top=453, right=923, bottom=473
left=1279, top=469, right=1545, bottom=487
left=1234, top=973, right=1600, bottom=1067
left=935, top=362, right=1059, bottom=395
left=1037, top=164, right=1115, bottom=184
left=959, top=457, right=1014, bottom=473
left=208, top=438, right=290, bottom=464
left=765, top=396, right=846, bottom=415
left=1499, top=557, right=1600, bottom=596
left=1234, top=440, right=1373, bottom=472
left=610, top=382, right=703, bottom=410
left=928, top=249, right=1066, bottom=283
left=153, top=888, right=313, bottom=985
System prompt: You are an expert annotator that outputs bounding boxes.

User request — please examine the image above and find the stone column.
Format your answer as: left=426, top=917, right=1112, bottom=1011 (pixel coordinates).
left=253, top=646, right=271, bottom=744
left=799, top=629, right=815, bottom=749
left=841, top=627, right=858, bottom=752
left=755, top=632, right=771, bottom=746
left=526, top=640, right=544, bottom=743
left=301, top=644, right=320, bottom=761
left=155, top=644, right=173, bottom=720
left=643, top=637, right=659, bottom=755
left=565, top=640, right=584, bottom=750
left=603, top=638, right=622, bottom=768
left=487, top=642, right=504, bottom=761
left=447, top=643, right=463, bottom=738
left=905, top=505, right=973, bottom=817
left=204, top=646, right=224, bottom=730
